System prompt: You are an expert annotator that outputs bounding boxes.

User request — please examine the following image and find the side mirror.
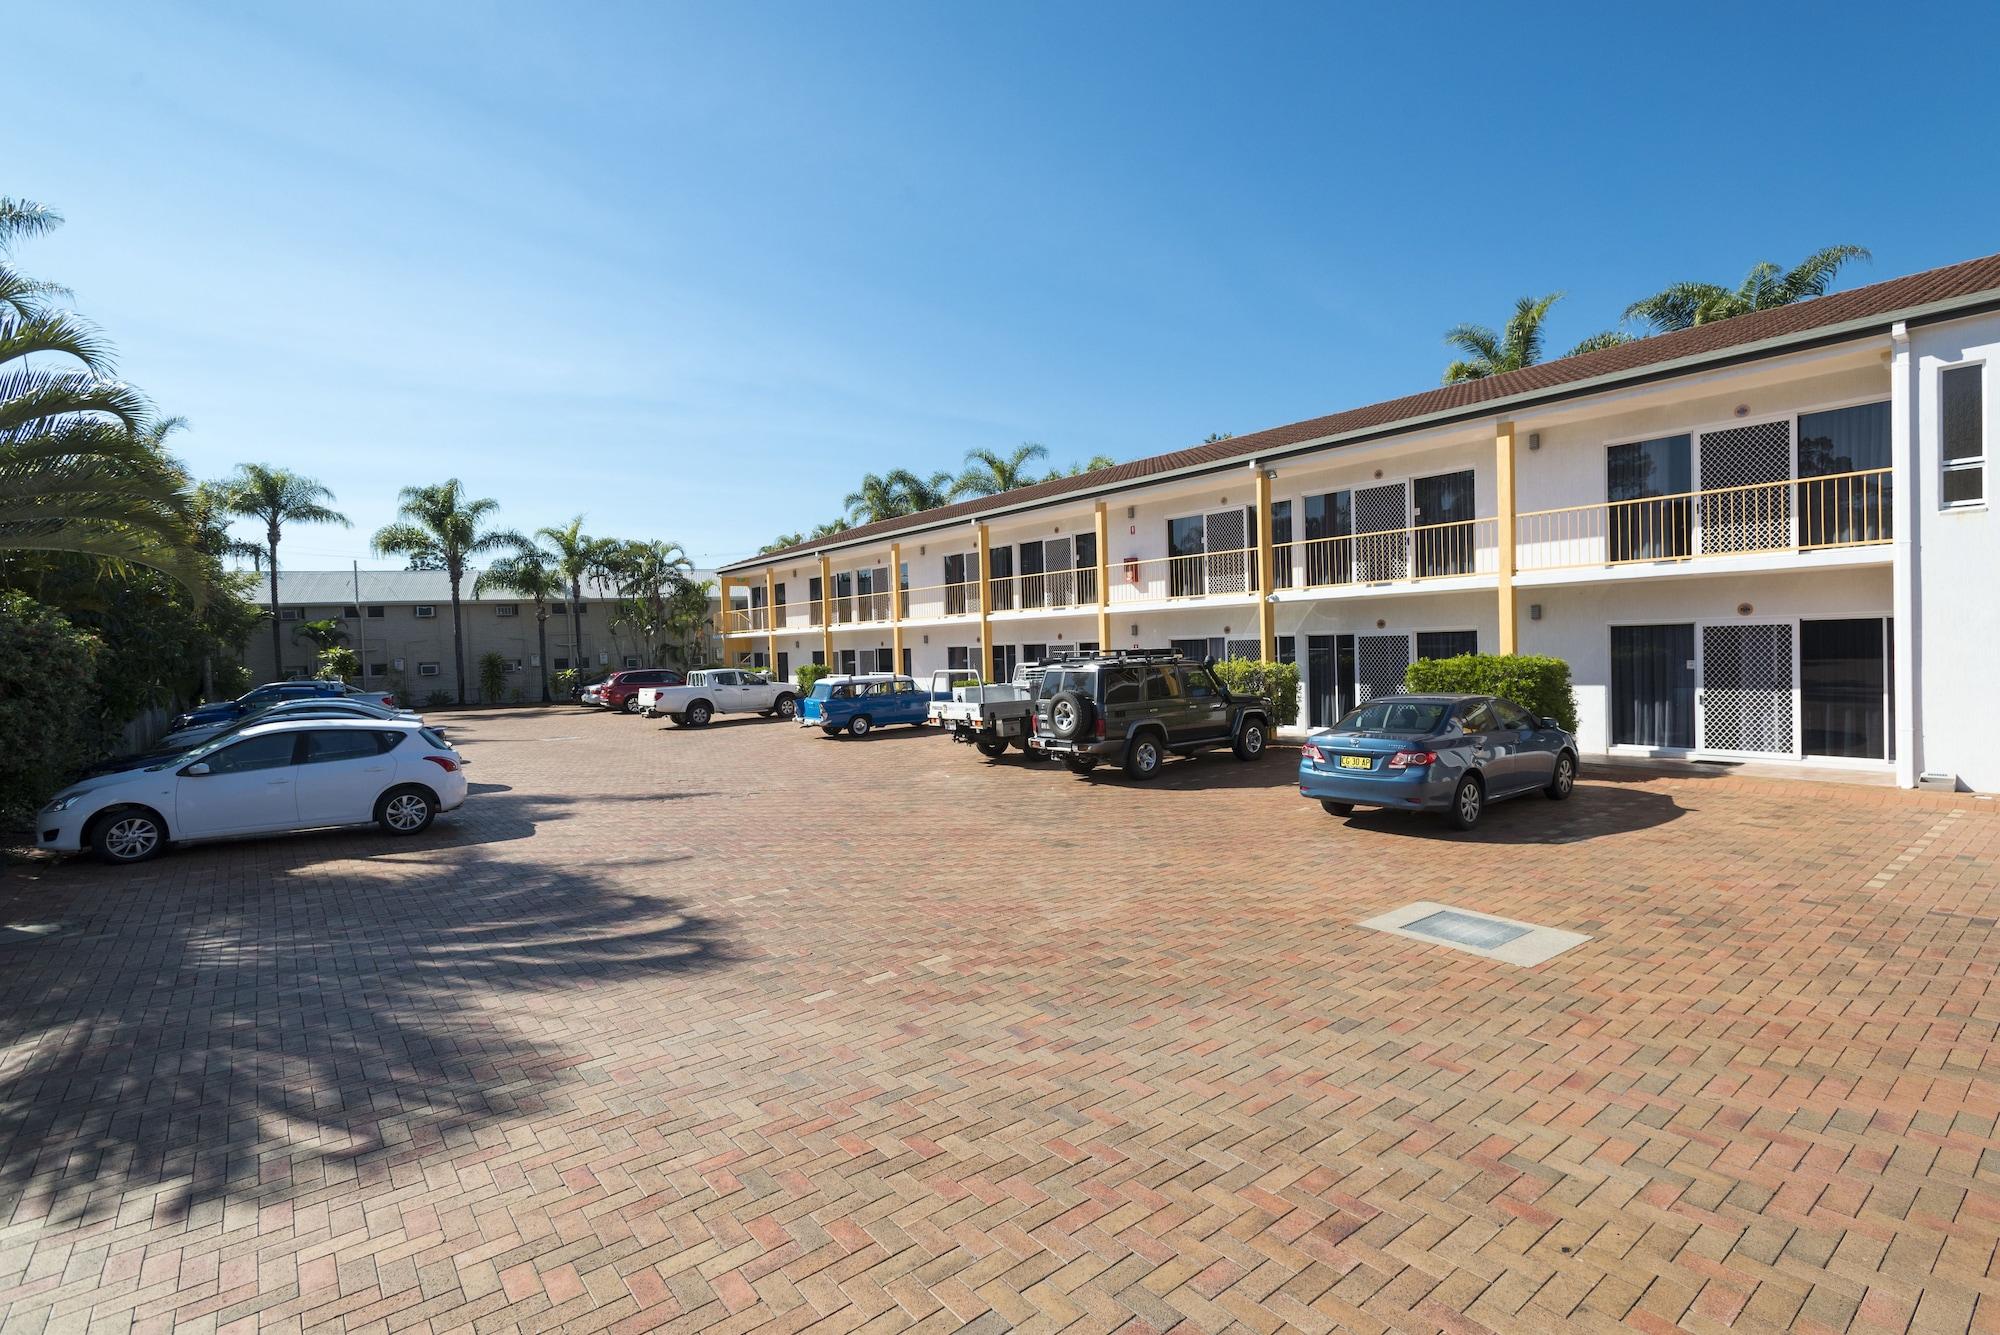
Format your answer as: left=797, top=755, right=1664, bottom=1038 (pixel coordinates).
left=1541, top=717, right=1562, bottom=730
left=184, top=762, right=211, bottom=776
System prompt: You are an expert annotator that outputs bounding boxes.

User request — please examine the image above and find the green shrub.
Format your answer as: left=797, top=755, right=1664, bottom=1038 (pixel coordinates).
left=795, top=662, right=831, bottom=695
left=1212, top=659, right=1301, bottom=727
left=1403, top=653, right=1578, bottom=732
left=0, top=594, right=106, bottom=827
left=551, top=667, right=581, bottom=697
left=316, top=647, right=360, bottom=682
left=478, top=652, right=508, bottom=703
left=424, top=689, right=455, bottom=709
left=214, top=661, right=253, bottom=699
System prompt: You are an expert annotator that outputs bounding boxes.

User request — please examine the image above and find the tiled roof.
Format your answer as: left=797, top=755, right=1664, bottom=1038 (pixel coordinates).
left=726, top=249, right=2000, bottom=571
left=246, top=569, right=718, bottom=606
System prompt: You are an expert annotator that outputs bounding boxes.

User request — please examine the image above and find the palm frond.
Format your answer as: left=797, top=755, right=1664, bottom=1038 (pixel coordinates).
left=0, top=366, right=152, bottom=437
left=1565, top=330, right=1633, bottom=356
left=1621, top=282, right=1733, bottom=334
left=0, top=308, right=116, bottom=374
left=1441, top=323, right=1503, bottom=366
left=0, top=198, right=63, bottom=252
left=1776, top=244, right=1871, bottom=304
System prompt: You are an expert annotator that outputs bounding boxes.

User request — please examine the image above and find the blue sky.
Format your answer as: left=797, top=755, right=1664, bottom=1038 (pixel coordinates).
left=12, top=2, right=1999, bottom=569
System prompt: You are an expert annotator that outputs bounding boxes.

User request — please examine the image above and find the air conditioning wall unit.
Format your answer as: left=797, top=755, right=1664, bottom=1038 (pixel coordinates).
left=414, top=605, right=437, bottom=619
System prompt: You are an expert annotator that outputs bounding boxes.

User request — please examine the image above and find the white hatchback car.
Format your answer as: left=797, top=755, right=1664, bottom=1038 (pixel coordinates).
left=38, top=718, right=469, bottom=865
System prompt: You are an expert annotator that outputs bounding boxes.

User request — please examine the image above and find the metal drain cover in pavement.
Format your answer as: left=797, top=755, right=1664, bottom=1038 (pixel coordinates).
left=1360, top=901, right=1589, bottom=966
left=1404, top=909, right=1530, bottom=949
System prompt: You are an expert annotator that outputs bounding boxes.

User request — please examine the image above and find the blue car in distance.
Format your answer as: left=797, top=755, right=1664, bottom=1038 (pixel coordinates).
left=1298, top=694, right=1577, bottom=831
left=799, top=674, right=934, bottom=737
left=168, top=680, right=356, bottom=732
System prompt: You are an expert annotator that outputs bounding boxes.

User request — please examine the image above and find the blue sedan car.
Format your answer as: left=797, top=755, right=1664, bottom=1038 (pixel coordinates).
left=799, top=674, right=934, bottom=737
left=1298, top=694, right=1577, bottom=830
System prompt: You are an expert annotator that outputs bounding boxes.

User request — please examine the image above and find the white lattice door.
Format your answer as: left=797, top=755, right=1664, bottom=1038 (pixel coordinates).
left=1698, top=622, right=1797, bottom=755
left=1355, top=633, right=1412, bottom=704
left=1042, top=539, right=1074, bottom=607
left=1353, top=483, right=1409, bottom=581
left=1204, top=509, right=1249, bottom=594
left=1697, top=420, right=1792, bottom=554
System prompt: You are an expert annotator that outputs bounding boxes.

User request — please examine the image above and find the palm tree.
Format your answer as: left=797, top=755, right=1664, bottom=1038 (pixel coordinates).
left=1044, top=454, right=1117, bottom=481
left=1624, top=245, right=1871, bottom=335
left=0, top=197, right=205, bottom=589
left=372, top=480, right=513, bottom=704
left=809, top=518, right=851, bottom=540
left=759, top=531, right=806, bottom=554
left=1442, top=293, right=1563, bottom=383
left=844, top=473, right=906, bottom=524
left=952, top=442, right=1050, bottom=498
left=887, top=468, right=954, bottom=513
left=476, top=537, right=565, bottom=703
left=537, top=516, right=620, bottom=680
left=220, top=464, right=349, bottom=676
left=609, top=539, right=695, bottom=662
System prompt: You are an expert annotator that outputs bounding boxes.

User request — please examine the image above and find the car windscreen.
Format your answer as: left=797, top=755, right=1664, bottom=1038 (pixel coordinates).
left=808, top=683, right=834, bottom=700
left=1332, top=700, right=1451, bottom=734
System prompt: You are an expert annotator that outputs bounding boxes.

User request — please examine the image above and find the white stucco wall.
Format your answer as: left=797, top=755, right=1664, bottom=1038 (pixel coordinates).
left=1907, top=312, right=2000, bottom=790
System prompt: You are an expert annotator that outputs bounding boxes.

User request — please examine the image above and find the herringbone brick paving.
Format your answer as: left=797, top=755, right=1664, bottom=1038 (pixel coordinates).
left=2, top=706, right=1997, bottom=1334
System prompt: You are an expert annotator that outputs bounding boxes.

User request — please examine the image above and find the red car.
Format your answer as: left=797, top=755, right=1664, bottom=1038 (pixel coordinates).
left=585, top=668, right=685, bottom=713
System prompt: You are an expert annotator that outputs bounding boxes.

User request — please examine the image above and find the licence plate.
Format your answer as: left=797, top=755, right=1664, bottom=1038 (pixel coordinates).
left=1338, top=754, right=1372, bottom=770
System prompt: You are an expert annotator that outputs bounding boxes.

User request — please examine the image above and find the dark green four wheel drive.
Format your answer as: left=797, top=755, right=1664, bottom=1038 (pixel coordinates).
left=1027, top=649, right=1273, bottom=780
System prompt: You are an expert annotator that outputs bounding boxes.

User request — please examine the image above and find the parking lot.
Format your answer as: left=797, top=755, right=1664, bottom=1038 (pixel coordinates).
left=4, top=705, right=1999, bottom=1335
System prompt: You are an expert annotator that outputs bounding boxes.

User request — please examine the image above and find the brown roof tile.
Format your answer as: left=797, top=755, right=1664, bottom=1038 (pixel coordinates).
left=728, top=250, right=2000, bottom=569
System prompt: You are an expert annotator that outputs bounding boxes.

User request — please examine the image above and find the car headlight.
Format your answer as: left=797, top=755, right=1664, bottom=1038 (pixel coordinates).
left=44, top=793, right=82, bottom=812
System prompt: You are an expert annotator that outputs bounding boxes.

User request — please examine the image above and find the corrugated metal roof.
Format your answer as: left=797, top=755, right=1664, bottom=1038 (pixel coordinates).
left=246, top=569, right=717, bottom=606
left=724, top=249, right=2000, bottom=571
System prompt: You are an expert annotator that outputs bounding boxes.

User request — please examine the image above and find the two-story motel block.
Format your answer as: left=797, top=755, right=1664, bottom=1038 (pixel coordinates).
left=716, top=252, right=2000, bottom=791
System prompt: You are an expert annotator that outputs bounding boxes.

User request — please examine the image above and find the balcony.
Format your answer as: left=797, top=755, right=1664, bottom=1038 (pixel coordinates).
left=1273, top=516, right=1500, bottom=593
left=1515, top=468, right=1890, bottom=574
left=988, top=567, right=1099, bottom=614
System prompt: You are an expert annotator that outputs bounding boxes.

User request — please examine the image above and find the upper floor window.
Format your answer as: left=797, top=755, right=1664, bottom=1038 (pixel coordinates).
left=366, top=605, right=386, bottom=618
left=1606, top=434, right=1692, bottom=561
left=1942, top=363, right=1985, bottom=507
left=413, top=605, right=437, bottom=619
left=1797, top=400, right=1891, bottom=545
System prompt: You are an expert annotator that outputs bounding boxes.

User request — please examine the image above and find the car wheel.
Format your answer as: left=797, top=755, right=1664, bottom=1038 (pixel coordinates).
left=1544, top=752, right=1576, bottom=800
left=1047, top=690, right=1094, bottom=741
left=1124, top=733, right=1163, bottom=781
left=1446, top=775, right=1483, bottom=831
left=821, top=725, right=840, bottom=737
left=1320, top=800, right=1354, bottom=817
left=848, top=715, right=872, bottom=737
left=376, top=786, right=437, bottom=835
left=623, top=697, right=644, bottom=714
left=90, top=807, right=165, bottom=865
left=1233, top=720, right=1267, bottom=762
left=774, top=694, right=797, bottom=720
left=687, top=701, right=713, bottom=727
left=974, top=736, right=1009, bottom=759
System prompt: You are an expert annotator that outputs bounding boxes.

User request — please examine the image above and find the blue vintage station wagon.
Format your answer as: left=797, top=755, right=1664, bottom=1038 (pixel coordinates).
left=799, top=674, right=935, bottom=737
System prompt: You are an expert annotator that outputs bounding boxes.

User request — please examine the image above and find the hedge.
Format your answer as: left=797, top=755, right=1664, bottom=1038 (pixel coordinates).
left=0, top=593, right=106, bottom=828
left=1213, top=659, right=1301, bottom=727
left=794, top=662, right=831, bottom=695
left=1402, top=653, right=1578, bottom=732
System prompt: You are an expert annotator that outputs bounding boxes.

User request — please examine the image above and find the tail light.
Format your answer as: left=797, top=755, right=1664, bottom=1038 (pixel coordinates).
left=1094, top=716, right=1105, bottom=739
left=382, top=695, right=396, bottom=707
left=422, top=755, right=460, bottom=772
left=1387, top=750, right=1437, bottom=768
left=1302, top=743, right=1324, bottom=763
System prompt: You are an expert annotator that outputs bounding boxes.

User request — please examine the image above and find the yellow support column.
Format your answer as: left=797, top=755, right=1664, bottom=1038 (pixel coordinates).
left=889, top=542, right=904, bottom=673
left=818, top=553, right=834, bottom=668
left=1495, top=420, right=1518, bottom=655
left=1254, top=468, right=1275, bottom=661
left=716, top=575, right=734, bottom=653
left=975, top=523, right=994, bottom=680
left=763, top=568, right=777, bottom=670
left=1093, top=502, right=1111, bottom=649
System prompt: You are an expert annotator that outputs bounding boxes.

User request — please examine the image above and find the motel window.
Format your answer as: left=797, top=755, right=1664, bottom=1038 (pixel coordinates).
left=1942, top=364, right=1985, bottom=507
left=1797, top=400, right=1892, bottom=545
left=340, top=604, right=360, bottom=618
left=1416, top=630, right=1478, bottom=661
left=366, top=605, right=386, bottom=618
left=417, top=662, right=441, bottom=677
left=367, top=662, right=387, bottom=678
left=1605, top=434, right=1692, bottom=561
left=946, top=646, right=971, bottom=671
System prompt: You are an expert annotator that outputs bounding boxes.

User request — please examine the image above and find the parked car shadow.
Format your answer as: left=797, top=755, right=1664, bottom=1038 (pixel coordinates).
left=0, top=837, right=733, bottom=1230
left=1329, top=780, right=1683, bottom=844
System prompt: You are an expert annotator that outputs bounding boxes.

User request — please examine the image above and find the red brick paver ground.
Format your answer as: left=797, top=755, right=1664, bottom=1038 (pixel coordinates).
left=2, top=706, right=1998, bottom=1334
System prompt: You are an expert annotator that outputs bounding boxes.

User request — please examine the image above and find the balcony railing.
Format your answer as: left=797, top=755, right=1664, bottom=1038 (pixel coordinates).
left=1274, top=517, right=1500, bottom=591
left=1107, top=546, right=1259, bottom=604
left=1515, top=468, right=1891, bottom=572
left=988, top=567, right=1099, bottom=613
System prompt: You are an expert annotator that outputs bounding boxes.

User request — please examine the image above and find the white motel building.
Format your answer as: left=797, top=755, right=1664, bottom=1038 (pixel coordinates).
left=716, top=252, right=2000, bottom=792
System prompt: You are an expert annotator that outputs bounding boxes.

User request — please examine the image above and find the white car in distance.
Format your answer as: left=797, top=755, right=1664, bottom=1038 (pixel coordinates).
left=37, top=718, right=469, bottom=865
left=637, top=669, right=798, bottom=726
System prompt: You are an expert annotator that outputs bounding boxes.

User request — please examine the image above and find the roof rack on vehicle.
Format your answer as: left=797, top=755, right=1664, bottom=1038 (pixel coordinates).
left=1042, top=647, right=1194, bottom=666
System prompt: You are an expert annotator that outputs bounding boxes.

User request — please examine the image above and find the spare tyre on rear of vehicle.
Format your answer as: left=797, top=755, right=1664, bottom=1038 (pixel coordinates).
left=1047, top=689, right=1094, bottom=741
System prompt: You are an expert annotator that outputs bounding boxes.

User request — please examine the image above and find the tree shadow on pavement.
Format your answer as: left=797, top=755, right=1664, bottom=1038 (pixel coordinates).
left=0, top=793, right=733, bottom=1229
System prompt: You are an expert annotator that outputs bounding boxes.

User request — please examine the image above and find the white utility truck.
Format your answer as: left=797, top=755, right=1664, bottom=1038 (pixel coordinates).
left=637, top=669, right=798, bottom=726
